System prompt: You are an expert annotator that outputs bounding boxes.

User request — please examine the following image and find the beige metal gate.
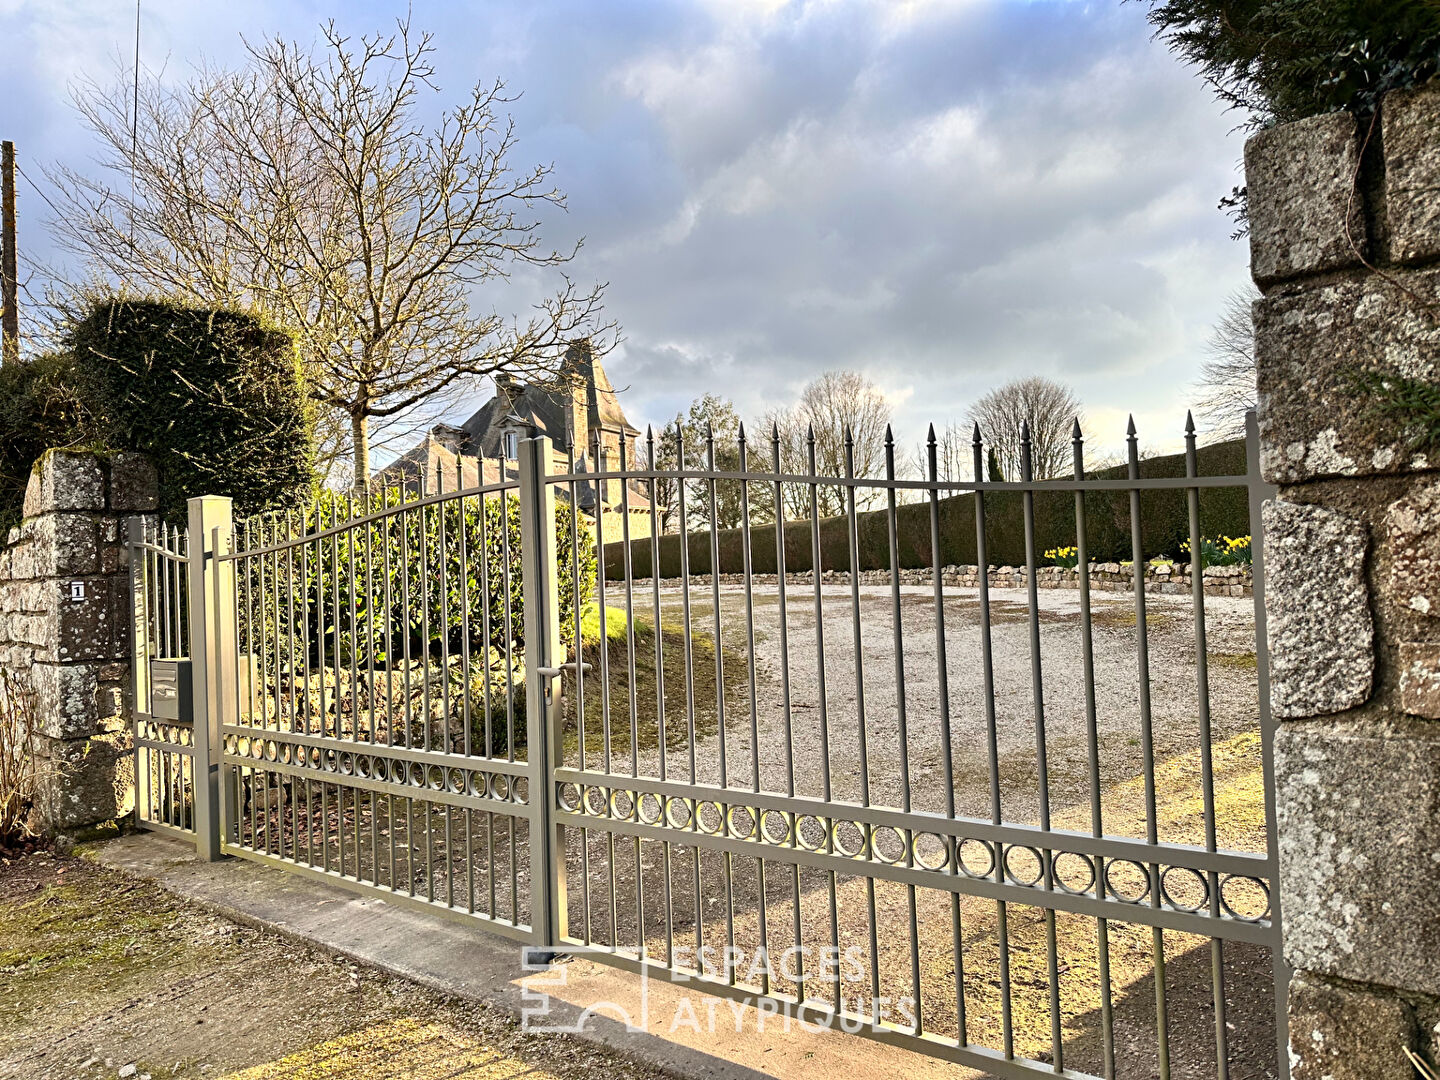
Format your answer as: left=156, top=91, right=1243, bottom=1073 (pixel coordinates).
left=130, top=412, right=1285, bottom=1079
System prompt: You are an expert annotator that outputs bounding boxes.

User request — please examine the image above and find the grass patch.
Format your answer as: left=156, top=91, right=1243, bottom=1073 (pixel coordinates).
left=565, top=607, right=748, bottom=758
left=1212, top=650, right=1258, bottom=670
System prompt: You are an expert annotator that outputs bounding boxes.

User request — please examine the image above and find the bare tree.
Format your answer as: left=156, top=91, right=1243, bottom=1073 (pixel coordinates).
left=765, top=370, right=893, bottom=518
left=1194, top=284, right=1260, bottom=439
left=913, top=421, right=972, bottom=485
left=966, top=376, right=1083, bottom=481
left=47, top=18, right=611, bottom=482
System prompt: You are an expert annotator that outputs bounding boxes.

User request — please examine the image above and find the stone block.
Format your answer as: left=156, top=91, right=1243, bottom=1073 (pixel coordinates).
left=1388, top=483, right=1440, bottom=617
left=1246, top=112, right=1365, bottom=286
left=49, top=578, right=121, bottom=662
left=21, top=450, right=104, bottom=517
left=1277, top=726, right=1440, bottom=995
left=31, top=731, right=134, bottom=831
left=1255, top=270, right=1440, bottom=483
left=1287, top=973, right=1414, bottom=1080
left=17, top=512, right=101, bottom=578
left=109, top=453, right=158, bottom=512
left=1383, top=81, right=1440, bottom=265
left=29, top=661, right=102, bottom=739
left=1399, top=642, right=1440, bottom=719
left=1262, top=500, right=1373, bottom=718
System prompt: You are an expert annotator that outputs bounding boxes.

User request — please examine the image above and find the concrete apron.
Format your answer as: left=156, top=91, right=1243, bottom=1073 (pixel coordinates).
left=89, top=832, right=963, bottom=1080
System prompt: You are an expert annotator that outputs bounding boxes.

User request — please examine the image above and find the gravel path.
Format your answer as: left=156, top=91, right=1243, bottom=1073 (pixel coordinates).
left=597, top=583, right=1262, bottom=844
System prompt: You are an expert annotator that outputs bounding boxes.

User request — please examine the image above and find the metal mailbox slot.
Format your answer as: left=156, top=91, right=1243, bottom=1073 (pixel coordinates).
left=150, top=659, right=193, bottom=722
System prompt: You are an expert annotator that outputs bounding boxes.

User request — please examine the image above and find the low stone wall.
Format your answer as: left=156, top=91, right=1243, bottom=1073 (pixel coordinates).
left=611, top=561, right=1252, bottom=597
left=0, top=450, right=157, bottom=832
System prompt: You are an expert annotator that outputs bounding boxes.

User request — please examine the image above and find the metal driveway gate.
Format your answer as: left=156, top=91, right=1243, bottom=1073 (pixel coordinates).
left=131, top=412, right=1285, bottom=1079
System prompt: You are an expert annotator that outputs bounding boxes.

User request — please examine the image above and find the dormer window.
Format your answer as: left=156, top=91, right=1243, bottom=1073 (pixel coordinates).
left=503, top=431, right=519, bottom=459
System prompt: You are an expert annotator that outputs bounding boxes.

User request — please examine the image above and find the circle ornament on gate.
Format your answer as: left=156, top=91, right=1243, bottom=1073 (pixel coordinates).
left=958, top=838, right=996, bottom=879
left=1104, top=859, right=1152, bottom=904
left=1053, top=851, right=1097, bottom=895
left=760, top=809, right=793, bottom=846
left=637, top=792, right=664, bottom=824
left=1003, top=845, right=1045, bottom=887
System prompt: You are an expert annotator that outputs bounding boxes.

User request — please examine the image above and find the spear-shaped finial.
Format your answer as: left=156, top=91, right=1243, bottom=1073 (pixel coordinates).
left=1126, top=414, right=1138, bottom=438
left=971, top=421, right=982, bottom=445
left=1184, top=410, right=1196, bottom=435
left=884, top=422, right=894, bottom=448
left=1071, top=417, right=1083, bottom=441
left=927, top=422, right=937, bottom=447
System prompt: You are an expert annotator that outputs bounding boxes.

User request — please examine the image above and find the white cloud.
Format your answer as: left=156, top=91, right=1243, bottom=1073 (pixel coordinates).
left=0, top=0, right=1253, bottom=467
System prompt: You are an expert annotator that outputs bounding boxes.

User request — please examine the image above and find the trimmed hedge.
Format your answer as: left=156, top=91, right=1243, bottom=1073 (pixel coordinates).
left=0, top=352, right=94, bottom=537
left=605, top=438, right=1250, bottom=579
left=240, top=490, right=597, bottom=671
left=70, top=299, right=313, bottom=521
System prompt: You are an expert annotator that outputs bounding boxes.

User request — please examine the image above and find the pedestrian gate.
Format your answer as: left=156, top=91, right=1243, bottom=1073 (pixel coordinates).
left=130, top=413, right=1286, bottom=1079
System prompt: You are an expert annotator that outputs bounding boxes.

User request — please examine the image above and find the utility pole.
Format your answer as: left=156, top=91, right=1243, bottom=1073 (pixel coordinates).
left=1, top=140, right=17, bottom=365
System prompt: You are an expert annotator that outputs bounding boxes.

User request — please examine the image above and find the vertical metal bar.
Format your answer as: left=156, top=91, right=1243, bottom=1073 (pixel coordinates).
left=738, top=424, right=762, bottom=988
left=1073, top=421, right=1115, bottom=1079
left=1245, top=409, right=1289, bottom=1078
left=619, top=434, right=644, bottom=956
left=1184, top=413, right=1229, bottom=1080
left=704, top=424, right=735, bottom=981
left=1127, top=417, right=1169, bottom=1080
left=572, top=437, right=591, bottom=945
left=381, top=485, right=396, bottom=889
left=769, top=423, right=792, bottom=1001
left=843, top=429, right=880, bottom=1016
left=649, top=426, right=673, bottom=965
left=1019, top=424, right=1064, bottom=1072
left=925, top=427, right=966, bottom=1045
left=647, top=427, right=667, bottom=782
left=972, top=425, right=1013, bottom=1057
left=131, top=525, right=148, bottom=822
left=477, top=474, right=494, bottom=764
left=595, top=430, right=618, bottom=948
left=807, top=425, right=831, bottom=1005
left=458, top=479, right=472, bottom=759
left=498, top=470, right=518, bottom=922
left=675, top=427, right=703, bottom=963
left=435, top=470, right=454, bottom=906
left=520, top=435, right=566, bottom=948
left=884, top=428, right=922, bottom=1032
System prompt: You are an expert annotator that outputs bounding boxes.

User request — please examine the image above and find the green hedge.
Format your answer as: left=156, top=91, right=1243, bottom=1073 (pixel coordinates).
left=0, top=352, right=94, bottom=537
left=70, top=299, right=313, bottom=521
left=605, top=438, right=1250, bottom=579
left=240, top=491, right=596, bottom=672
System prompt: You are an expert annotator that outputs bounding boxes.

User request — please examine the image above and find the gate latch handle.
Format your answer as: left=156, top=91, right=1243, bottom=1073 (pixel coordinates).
left=536, top=661, right=592, bottom=678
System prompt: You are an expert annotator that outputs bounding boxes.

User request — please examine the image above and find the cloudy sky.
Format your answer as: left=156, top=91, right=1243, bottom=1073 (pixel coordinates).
left=0, top=0, right=1251, bottom=463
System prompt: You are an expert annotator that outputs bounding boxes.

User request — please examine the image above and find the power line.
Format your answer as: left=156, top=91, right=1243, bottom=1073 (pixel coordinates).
left=14, top=163, right=62, bottom=220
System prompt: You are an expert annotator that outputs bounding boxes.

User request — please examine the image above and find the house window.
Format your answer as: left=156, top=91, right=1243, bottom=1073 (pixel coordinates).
left=504, top=431, right=519, bottom=459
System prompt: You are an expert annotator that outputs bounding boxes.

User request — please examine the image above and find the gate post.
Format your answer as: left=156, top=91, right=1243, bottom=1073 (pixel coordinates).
left=518, top=436, right=567, bottom=952
left=1247, top=83, right=1440, bottom=1077
left=187, top=496, right=235, bottom=862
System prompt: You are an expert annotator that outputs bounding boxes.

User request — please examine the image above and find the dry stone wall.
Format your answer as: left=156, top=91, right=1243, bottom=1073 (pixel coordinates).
left=0, top=450, right=156, bottom=832
left=612, top=561, right=1252, bottom=597
left=1247, top=80, right=1440, bottom=1077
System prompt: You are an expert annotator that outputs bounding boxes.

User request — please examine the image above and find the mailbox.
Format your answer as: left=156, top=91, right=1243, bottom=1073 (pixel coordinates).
left=150, top=659, right=193, bottom=722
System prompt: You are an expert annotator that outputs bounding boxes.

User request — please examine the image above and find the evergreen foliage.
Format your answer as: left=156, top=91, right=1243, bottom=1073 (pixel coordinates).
left=1141, top=0, right=1440, bottom=125
left=69, top=299, right=313, bottom=521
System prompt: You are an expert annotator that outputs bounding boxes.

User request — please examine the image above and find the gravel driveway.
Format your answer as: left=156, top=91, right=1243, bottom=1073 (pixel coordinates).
left=596, top=582, right=1262, bottom=846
